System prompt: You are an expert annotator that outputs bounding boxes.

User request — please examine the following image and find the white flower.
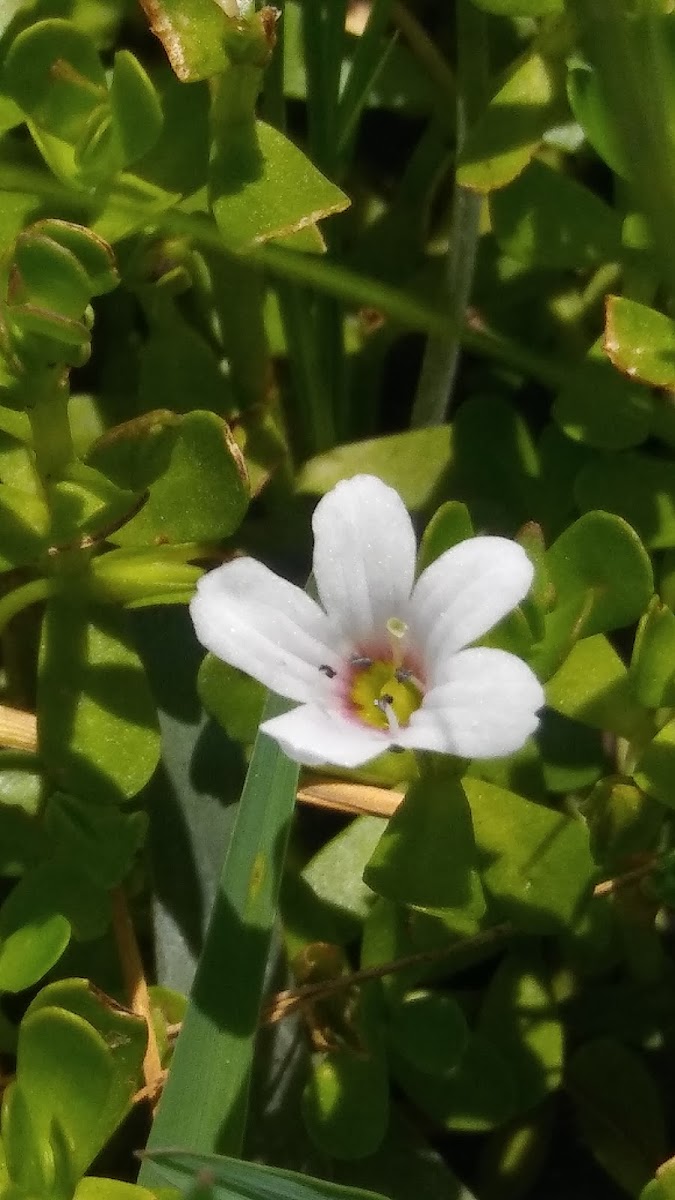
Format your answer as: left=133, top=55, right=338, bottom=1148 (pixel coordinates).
left=190, top=475, right=545, bottom=768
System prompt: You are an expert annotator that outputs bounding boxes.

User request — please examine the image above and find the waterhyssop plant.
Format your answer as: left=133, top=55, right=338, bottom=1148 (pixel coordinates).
left=1, top=1, right=675, bottom=1199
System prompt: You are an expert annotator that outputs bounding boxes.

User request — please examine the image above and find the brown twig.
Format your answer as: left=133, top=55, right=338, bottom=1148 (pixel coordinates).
left=262, top=922, right=513, bottom=1025
left=111, top=887, right=165, bottom=1111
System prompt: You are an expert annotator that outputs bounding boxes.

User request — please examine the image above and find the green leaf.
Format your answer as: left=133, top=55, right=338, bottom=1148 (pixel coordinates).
left=2, top=859, right=108, bottom=944
left=137, top=304, right=232, bottom=417
left=298, top=426, right=453, bottom=510
left=27, top=978, right=147, bottom=1147
left=90, top=410, right=249, bottom=546
left=364, top=771, right=485, bottom=918
left=8, top=302, right=91, bottom=354
left=642, top=1164, right=675, bottom=1200
left=538, top=709, right=606, bottom=794
left=477, top=1109, right=554, bottom=1200
left=13, top=230, right=92, bottom=318
left=463, top=777, right=596, bottom=932
left=553, top=336, right=653, bottom=451
left=210, top=118, right=349, bottom=251
left=38, top=599, right=161, bottom=805
left=457, top=53, right=565, bottom=193
left=478, top=953, right=563, bottom=1112
left=34, top=220, right=118, bottom=295
left=450, top=395, right=538, bottom=531
left=90, top=547, right=201, bottom=607
left=110, top=50, right=163, bottom=166
left=144, top=1149, right=388, bottom=1200
left=566, top=55, right=639, bottom=180
left=198, top=655, right=266, bottom=744
left=388, top=988, right=468, bottom=1076
left=0, top=482, right=50, bottom=571
left=417, top=502, right=474, bottom=573
left=303, top=816, right=384, bottom=928
left=634, top=718, right=675, bottom=811
left=1, top=1080, right=53, bottom=1194
left=303, top=1044, right=389, bottom=1161
left=76, top=1179, right=158, bottom=1200
left=14, top=1005, right=116, bottom=1176
left=0, top=875, right=71, bottom=993
left=567, top=1038, right=666, bottom=1196
left=605, top=295, right=675, bottom=389
left=491, top=159, right=621, bottom=270
left=546, top=634, right=652, bottom=741
left=584, top=778, right=661, bottom=871
left=394, top=1033, right=516, bottom=1133
left=4, top=19, right=106, bottom=143
left=630, top=596, right=675, bottom=710
left=47, top=461, right=138, bottom=546
left=44, top=791, right=147, bottom=888
left=137, top=0, right=231, bottom=81
left=545, top=511, right=653, bottom=636
left=575, top=451, right=675, bottom=550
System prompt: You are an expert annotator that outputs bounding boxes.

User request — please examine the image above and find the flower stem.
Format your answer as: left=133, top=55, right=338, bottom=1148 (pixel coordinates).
left=411, top=0, right=488, bottom=427
left=27, top=379, right=74, bottom=487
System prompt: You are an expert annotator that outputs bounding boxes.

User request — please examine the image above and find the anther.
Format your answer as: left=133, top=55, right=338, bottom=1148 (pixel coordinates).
left=319, top=664, right=336, bottom=678
left=350, top=654, right=373, bottom=669
left=395, top=666, right=424, bottom=691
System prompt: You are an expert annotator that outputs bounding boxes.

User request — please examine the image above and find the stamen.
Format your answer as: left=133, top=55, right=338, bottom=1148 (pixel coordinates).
left=386, top=617, right=408, bottom=669
left=374, top=693, right=400, bottom=736
left=319, top=664, right=336, bottom=678
left=350, top=654, right=373, bottom=669
left=395, top=666, right=425, bottom=691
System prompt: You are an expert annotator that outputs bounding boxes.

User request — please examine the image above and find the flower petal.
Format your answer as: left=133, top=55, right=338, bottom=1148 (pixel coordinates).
left=262, top=704, right=391, bottom=767
left=312, top=475, right=417, bottom=645
left=190, top=558, right=341, bottom=705
left=410, top=537, right=534, bottom=670
left=397, top=647, right=544, bottom=759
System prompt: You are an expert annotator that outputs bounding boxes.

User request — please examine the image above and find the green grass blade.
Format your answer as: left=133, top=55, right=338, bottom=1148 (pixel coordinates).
left=336, top=0, right=395, bottom=165
left=143, top=1149, right=388, bottom=1200
left=138, top=693, right=299, bottom=1185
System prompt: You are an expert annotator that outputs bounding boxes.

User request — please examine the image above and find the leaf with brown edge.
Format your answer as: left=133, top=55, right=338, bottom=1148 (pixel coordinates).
left=605, top=295, right=675, bottom=390
left=139, top=0, right=278, bottom=82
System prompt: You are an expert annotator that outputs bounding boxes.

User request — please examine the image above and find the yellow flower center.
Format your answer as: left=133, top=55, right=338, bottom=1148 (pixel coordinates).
left=349, top=659, right=423, bottom=731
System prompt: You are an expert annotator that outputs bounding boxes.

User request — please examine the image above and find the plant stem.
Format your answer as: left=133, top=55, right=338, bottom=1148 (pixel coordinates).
left=28, top=381, right=74, bottom=485
left=411, top=0, right=488, bottom=427
left=111, top=887, right=165, bottom=1111
left=0, top=578, right=53, bottom=638
left=565, top=0, right=675, bottom=300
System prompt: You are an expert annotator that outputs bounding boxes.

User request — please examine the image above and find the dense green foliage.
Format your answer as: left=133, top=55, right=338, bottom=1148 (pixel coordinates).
left=1, top=0, right=675, bottom=1198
